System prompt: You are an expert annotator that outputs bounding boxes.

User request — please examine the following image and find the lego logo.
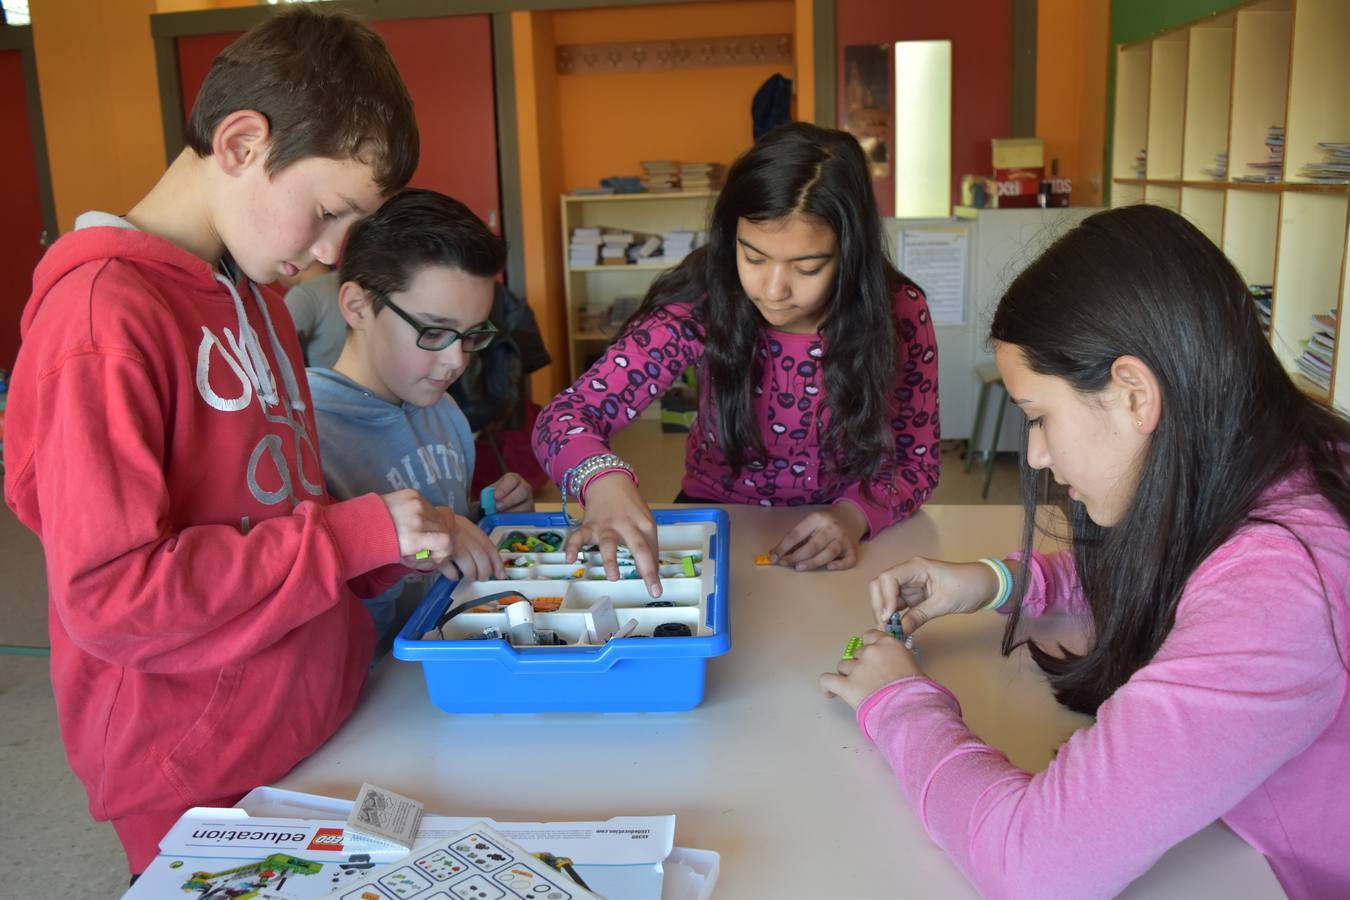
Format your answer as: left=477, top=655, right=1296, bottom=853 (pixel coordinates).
left=307, top=829, right=345, bottom=851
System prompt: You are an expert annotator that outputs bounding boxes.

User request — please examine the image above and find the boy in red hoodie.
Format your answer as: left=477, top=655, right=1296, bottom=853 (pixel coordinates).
left=2, top=8, right=457, bottom=875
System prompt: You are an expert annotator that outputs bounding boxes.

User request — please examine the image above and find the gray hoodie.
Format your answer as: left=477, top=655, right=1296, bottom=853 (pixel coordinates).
left=307, top=367, right=476, bottom=643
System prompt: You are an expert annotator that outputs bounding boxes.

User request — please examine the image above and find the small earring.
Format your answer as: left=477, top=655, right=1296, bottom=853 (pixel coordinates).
left=1135, top=419, right=1143, bottom=427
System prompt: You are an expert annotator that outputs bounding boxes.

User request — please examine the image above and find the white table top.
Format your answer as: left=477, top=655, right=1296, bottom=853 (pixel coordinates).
left=278, top=505, right=1282, bottom=898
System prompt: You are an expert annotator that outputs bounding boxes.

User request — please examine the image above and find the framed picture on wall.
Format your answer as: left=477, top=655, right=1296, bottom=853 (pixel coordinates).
left=843, top=44, right=891, bottom=178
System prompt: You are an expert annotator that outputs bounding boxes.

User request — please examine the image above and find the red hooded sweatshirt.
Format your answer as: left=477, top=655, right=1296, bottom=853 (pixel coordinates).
left=3, top=219, right=404, bottom=872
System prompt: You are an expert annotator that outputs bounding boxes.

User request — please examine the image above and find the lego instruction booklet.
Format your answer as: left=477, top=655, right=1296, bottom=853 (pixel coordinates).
left=122, top=787, right=718, bottom=900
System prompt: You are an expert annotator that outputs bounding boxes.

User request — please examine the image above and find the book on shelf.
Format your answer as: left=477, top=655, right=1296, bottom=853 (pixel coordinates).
left=606, top=296, right=642, bottom=333
left=1250, top=284, right=1273, bottom=335
left=1294, top=309, right=1337, bottom=390
left=568, top=226, right=602, bottom=266
left=1203, top=151, right=1228, bottom=180
left=599, top=175, right=645, bottom=194
left=1240, top=127, right=1285, bottom=183
left=659, top=228, right=704, bottom=263
left=1296, top=141, right=1350, bottom=183
left=679, top=161, right=724, bottom=191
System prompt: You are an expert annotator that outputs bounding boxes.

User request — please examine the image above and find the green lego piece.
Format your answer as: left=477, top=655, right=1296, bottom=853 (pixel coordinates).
left=842, top=635, right=864, bottom=660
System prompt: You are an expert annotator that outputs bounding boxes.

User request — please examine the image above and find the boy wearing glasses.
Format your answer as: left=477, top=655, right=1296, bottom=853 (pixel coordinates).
left=309, top=189, right=535, bottom=652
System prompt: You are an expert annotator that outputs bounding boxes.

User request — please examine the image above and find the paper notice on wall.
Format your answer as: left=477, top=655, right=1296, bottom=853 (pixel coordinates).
left=899, top=229, right=968, bottom=325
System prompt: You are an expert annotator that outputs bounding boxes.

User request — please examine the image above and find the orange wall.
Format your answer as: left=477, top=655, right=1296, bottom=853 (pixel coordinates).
left=513, top=11, right=568, bottom=400
left=1036, top=0, right=1108, bottom=206
left=794, top=0, right=814, bottom=122
left=516, top=0, right=803, bottom=398
left=32, top=0, right=165, bottom=232
left=34, top=0, right=292, bottom=235
left=552, top=1, right=795, bottom=193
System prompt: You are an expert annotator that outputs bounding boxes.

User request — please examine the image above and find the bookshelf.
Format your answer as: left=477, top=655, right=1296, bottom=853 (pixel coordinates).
left=560, top=191, right=717, bottom=380
left=1111, top=0, right=1350, bottom=413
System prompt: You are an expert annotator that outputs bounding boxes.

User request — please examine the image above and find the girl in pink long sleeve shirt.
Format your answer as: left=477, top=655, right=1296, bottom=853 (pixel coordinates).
left=534, top=123, right=940, bottom=593
left=822, top=205, right=1350, bottom=898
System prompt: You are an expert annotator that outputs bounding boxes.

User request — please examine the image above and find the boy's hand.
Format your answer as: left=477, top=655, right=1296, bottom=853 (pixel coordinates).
left=381, top=489, right=456, bottom=568
left=563, top=472, right=661, bottom=598
left=439, top=511, right=506, bottom=582
left=769, top=504, right=867, bottom=571
left=489, top=473, right=534, bottom=513
left=818, top=629, right=924, bottom=710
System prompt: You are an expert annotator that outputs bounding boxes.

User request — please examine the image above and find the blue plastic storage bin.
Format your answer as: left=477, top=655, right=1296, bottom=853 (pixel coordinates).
left=392, top=508, right=731, bottom=713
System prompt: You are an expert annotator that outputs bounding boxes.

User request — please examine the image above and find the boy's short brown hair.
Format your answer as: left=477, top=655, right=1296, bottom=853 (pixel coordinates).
left=185, top=7, right=418, bottom=195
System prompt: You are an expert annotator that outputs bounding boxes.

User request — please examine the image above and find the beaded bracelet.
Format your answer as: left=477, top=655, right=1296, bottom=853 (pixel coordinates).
left=560, top=453, right=637, bottom=524
left=977, top=557, right=1013, bottom=610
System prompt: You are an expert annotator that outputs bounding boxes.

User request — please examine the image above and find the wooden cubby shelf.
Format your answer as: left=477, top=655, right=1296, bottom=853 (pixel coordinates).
left=1111, top=0, right=1350, bottom=413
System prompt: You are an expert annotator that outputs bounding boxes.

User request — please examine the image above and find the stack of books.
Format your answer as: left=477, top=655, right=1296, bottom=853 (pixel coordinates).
left=569, top=227, right=601, bottom=266
left=599, top=175, right=644, bottom=194
left=1295, top=310, right=1337, bottom=390
left=660, top=229, right=702, bottom=264
left=632, top=235, right=663, bottom=263
left=605, top=295, right=642, bottom=335
left=1249, top=284, right=1272, bottom=335
left=1239, top=126, right=1284, bottom=183
left=640, top=160, right=681, bottom=193
left=600, top=231, right=635, bottom=266
left=1297, top=142, right=1350, bottom=183
left=1133, top=148, right=1147, bottom=178
left=679, top=163, right=724, bottom=192
left=1203, top=151, right=1228, bottom=180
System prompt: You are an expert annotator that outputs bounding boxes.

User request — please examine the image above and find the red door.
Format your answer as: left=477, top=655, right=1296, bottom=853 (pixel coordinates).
left=175, top=15, right=501, bottom=233
left=0, top=46, right=49, bottom=370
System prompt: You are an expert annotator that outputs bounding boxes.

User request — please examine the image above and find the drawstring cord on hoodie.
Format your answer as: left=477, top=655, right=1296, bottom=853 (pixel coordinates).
left=213, top=272, right=306, bottom=414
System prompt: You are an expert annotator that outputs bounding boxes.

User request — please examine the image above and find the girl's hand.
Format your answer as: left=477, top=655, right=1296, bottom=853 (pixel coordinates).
left=870, top=557, right=1001, bottom=635
left=382, top=489, right=456, bottom=568
left=818, top=629, right=924, bottom=710
left=770, top=504, right=867, bottom=571
left=438, top=511, right=506, bottom=582
left=562, top=472, right=662, bottom=598
left=489, top=472, right=534, bottom=513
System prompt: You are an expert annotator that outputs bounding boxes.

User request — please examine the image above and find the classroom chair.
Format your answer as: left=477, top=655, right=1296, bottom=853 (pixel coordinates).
left=964, top=361, right=1008, bottom=501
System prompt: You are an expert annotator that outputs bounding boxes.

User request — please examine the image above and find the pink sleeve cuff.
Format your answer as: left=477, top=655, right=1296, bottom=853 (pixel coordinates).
left=551, top=437, right=615, bottom=489
left=833, top=496, right=882, bottom=541
left=1006, top=549, right=1051, bottom=617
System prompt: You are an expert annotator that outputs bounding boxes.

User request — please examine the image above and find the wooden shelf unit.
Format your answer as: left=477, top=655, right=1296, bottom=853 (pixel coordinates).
left=1110, top=0, right=1350, bottom=413
left=560, top=191, right=717, bottom=381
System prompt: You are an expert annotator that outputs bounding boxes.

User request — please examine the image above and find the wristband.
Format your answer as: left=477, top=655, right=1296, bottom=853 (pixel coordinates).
left=977, top=557, right=1013, bottom=610
left=561, top=453, right=637, bottom=524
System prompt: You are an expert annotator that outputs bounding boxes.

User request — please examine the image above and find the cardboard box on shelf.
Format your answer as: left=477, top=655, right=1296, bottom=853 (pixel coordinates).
left=992, top=137, right=1044, bottom=209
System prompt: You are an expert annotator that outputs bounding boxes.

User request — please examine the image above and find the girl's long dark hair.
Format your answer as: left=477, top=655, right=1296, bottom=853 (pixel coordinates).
left=991, top=204, right=1350, bottom=715
left=628, top=122, right=914, bottom=481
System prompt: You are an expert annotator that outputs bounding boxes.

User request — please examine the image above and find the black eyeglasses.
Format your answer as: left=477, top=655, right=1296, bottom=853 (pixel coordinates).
left=371, top=290, right=498, bottom=352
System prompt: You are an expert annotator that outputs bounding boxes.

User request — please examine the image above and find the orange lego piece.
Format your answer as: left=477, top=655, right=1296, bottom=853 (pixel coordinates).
left=755, top=553, right=773, bottom=566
